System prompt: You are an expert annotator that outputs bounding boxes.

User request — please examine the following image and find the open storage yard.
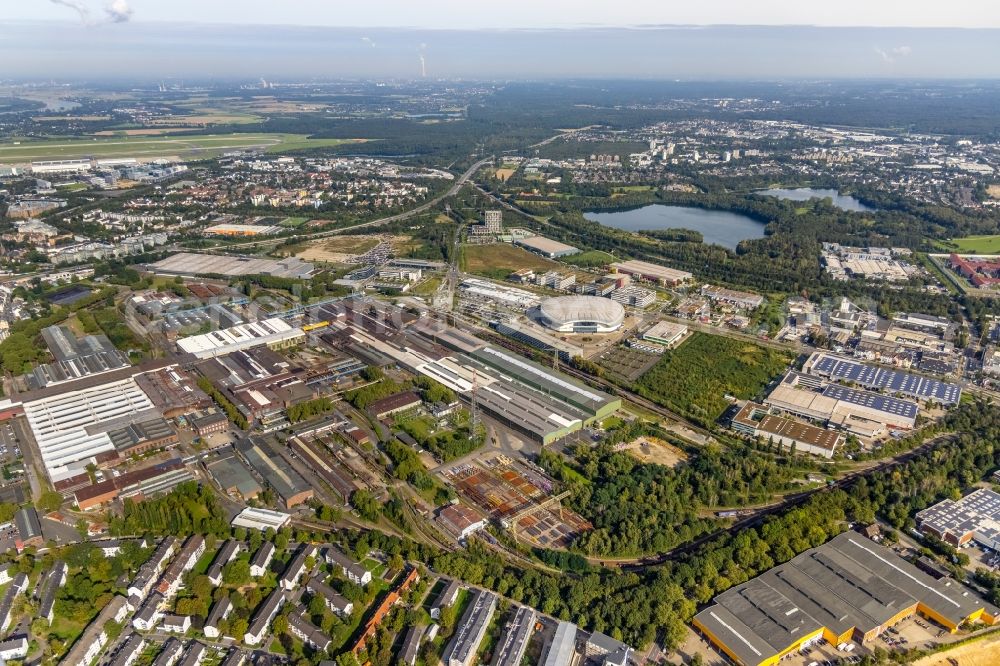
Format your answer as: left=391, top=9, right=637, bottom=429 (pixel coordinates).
left=444, top=455, right=591, bottom=549
left=597, top=345, right=662, bottom=384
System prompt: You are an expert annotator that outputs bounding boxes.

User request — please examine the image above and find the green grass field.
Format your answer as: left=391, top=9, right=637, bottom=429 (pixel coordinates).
left=937, top=235, right=1000, bottom=254
left=0, top=133, right=362, bottom=163
left=279, top=216, right=309, bottom=228
left=461, top=243, right=566, bottom=278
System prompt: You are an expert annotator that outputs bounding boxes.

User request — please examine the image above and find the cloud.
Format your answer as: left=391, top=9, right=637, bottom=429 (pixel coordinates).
left=49, top=0, right=91, bottom=23
left=874, top=44, right=912, bottom=63
left=104, top=0, right=133, bottom=23
left=361, top=36, right=376, bottom=47
left=48, top=0, right=132, bottom=25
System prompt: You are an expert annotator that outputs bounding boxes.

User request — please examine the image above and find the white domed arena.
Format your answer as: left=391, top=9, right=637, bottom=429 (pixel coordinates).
left=537, top=295, right=625, bottom=333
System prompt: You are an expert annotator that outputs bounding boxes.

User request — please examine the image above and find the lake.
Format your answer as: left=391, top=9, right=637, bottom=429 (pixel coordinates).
left=759, top=187, right=874, bottom=212
left=584, top=205, right=765, bottom=250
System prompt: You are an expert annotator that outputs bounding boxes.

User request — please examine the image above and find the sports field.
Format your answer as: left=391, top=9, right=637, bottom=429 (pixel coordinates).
left=940, top=235, right=1000, bottom=254
left=0, top=133, right=362, bottom=163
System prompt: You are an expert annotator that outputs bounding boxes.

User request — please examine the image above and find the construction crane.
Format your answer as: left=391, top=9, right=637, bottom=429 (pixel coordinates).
left=505, top=490, right=572, bottom=538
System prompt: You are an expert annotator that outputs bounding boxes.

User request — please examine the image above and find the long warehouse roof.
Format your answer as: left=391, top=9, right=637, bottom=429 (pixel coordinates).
left=22, top=377, right=155, bottom=482
left=694, top=532, right=995, bottom=666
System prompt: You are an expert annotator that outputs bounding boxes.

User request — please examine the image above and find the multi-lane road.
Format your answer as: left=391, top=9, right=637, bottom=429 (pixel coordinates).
left=202, top=156, right=494, bottom=253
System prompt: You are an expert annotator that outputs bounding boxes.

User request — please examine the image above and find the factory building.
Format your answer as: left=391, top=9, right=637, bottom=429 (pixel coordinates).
left=803, top=352, right=961, bottom=406
left=701, top=284, right=765, bottom=310
left=693, top=532, right=998, bottom=666
left=765, top=372, right=917, bottom=436
left=540, top=622, right=578, bottom=666
left=513, top=235, right=581, bottom=258
left=204, top=223, right=282, bottom=236
left=917, top=488, right=1000, bottom=550
left=235, top=437, right=313, bottom=508
left=149, top=252, right=315, bottom=279
left=177, top=318, right=305, bottom=359
left=469, top=346, right=620, bottom=422
left=492, top=320, right=583, bottom=362
left=26, top=325, right=130, bottom=389
left=731, top=402, right=845, bottom=459
left=459, top=278, right=540, bottom=310
left=20, top=376, right=156, bottom=484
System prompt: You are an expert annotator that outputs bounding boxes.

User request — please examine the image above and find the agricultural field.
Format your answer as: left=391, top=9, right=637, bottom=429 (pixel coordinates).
left=0, top=133, right=363, bottom=163
left=461, top=243, right=569, bottom=279
left=636, top=331, right=793, bottom=425
left=988, top=184, right=1000, bottom=200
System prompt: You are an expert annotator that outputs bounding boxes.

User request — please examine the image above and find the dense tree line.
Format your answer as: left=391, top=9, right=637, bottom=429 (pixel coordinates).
left=287, top=397, right=335, bottom=423
left=635, top=332, right=793, bottom=425
left=196, top=376, right=248, bottom=430
left=539, top=422, right=820, bottom=557
left=346, top=378, right=405, bottom=410
left=108, top=482, right=230, bottom=536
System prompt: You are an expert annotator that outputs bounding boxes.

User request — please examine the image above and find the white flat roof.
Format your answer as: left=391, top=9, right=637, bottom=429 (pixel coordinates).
left=22, top=377, right=154, bottom=481
left=177, top=318, right=302, bottom=358
left=232, top=507, right=291, bottom=531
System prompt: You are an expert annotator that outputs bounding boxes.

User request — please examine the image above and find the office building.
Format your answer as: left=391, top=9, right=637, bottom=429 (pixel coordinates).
left=610, top=259, right=691, bottom=286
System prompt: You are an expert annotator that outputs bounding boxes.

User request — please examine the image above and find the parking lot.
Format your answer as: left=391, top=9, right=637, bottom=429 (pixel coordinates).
left=681, top=612, right=956, bottom=666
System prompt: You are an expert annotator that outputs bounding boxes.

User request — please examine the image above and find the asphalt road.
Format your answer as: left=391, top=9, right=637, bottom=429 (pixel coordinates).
left=200, top=156, right=493, bottom=253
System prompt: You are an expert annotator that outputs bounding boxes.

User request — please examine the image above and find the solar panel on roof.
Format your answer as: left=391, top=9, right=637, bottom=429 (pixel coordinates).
left=812, top=354, right=960, bottom=404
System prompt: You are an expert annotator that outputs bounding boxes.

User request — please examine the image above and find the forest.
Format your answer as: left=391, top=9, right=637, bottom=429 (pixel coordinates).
left=432, top=400, right=1000, bottom=650
left=635, top=332, right=793, bottom=426
left=539, top=422, right=822, bottom=557
left=107, top=481, right=231, bottom=536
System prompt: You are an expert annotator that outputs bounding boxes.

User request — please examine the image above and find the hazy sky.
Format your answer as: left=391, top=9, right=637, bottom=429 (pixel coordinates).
left=14, top=0, right=1000, bottom=29
left=5, top=1, right=1000, bottom=80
